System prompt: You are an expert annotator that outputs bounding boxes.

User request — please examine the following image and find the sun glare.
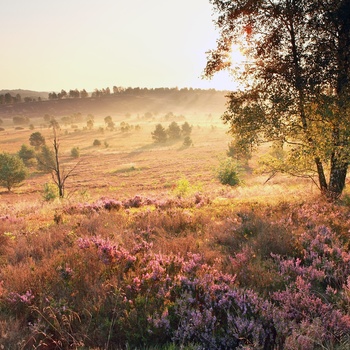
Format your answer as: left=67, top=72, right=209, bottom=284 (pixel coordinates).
left=230, top=44, right=247, bottom=68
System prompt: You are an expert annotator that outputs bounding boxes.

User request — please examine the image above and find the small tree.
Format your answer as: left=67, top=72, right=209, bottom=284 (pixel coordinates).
left=183, top=136, right=193, bottom=147
left=18, top=144, right=36, bottom=167
left=152, top=124, right=167, bottom=143
left=86, top=119, right=94, bottom=130
left=38, top=127, right=80, bottom=198
left=181, top=122, right=193, bottom=137
left=0, top=153, right=28, bottom=191
left=29, top=132, right=46, bottom=150
left=167, top=121, right=182, bottom=140
left=215, top=158, right=240, bottom=187
left=71, top=147, right=80, bottom=158
left=36, top=145, right=55, bottom=173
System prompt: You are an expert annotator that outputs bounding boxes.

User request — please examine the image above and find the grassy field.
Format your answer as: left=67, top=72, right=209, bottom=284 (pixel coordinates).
left=0, top=101, right=349, bottom=349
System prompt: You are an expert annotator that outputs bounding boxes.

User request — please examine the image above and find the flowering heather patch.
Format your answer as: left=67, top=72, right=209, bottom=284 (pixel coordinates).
left=0, top=199, right=350, bottom=348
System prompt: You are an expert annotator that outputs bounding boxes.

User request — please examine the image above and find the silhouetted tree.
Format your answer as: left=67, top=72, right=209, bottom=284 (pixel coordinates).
left=152, top=124, right=167, bottom=143
left=29, top=132, right=46, bottom=150
left=167, top=121, right=181, bottom=139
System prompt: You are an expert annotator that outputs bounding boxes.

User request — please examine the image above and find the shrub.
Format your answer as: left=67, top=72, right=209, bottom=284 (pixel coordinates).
left=215, top=157, right=240, bottom=186
left=42, top=183, right=58, bottom=201
left=183, top=136, right=193, bottom=147
left=93, top=139, right=101, bottom=146
left=71, top=147, right=80, bottom=158
left=173, top=178, right=202, bottom=198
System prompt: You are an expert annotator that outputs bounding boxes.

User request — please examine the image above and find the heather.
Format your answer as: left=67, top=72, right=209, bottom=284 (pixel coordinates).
left=0, top=194, right=350, bottom=349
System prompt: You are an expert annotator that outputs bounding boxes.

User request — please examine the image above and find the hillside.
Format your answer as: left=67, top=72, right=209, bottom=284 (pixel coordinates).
left=0, top=88, right=228, bottom=121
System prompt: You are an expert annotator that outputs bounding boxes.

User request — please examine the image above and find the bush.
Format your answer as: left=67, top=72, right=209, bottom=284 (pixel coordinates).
left=215, top=157, right=240, bottom=186
left=93, top=139, right=101, bottom=146
left=183, top=136, right=193, bottom=147
left=71, top=147, right=80, bottom=158
left=173, top=177, right=202, bottom=198
left=42, top=183, right=58, bottom=201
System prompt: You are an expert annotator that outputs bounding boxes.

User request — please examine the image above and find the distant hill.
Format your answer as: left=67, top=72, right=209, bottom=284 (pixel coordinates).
left=0, top=88, right=229, bottom=120
left=0, top=89, right=49, bottom=100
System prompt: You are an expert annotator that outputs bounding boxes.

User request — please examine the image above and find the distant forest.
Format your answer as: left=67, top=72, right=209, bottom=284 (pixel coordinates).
left=0, top=86, right=227, bottom=105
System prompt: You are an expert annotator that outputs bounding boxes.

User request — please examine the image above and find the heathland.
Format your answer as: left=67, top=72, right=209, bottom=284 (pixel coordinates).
left=0, top=88, right=349, bottom=349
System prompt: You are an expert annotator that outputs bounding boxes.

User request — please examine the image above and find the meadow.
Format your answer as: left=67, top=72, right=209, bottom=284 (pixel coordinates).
left=0, top=97, right=350, bottom=349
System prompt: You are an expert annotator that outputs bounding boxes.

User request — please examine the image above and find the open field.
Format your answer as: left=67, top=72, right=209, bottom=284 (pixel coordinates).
left=0, top=96, right=350, bottom=349
left=0, top=110, right=317, bottom=207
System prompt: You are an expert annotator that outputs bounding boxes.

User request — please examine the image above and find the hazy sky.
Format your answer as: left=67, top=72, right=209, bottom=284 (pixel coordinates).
left=1, top=0, right=237, bottom=92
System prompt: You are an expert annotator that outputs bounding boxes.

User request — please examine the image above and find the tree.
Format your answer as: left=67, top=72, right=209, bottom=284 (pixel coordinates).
left=104, top=116, right=112, bottom=125
left=181, top=122, right=192, bottom=137
left=80, top=89, right=89, bottom=98
left=205, top=0, right=350, bottom=200
left=37, top=126, right=80, bottom=198
left=167, top=121, right=182, bottom=140
left=36, top=145, right=56, bottom=173
left=152, top=124, right=168, bottom=143
left=29, top=132, right=46, bottom=150
left=18, top=144, right=36, bottom=167
left=0, top=153, right=28, bottom=191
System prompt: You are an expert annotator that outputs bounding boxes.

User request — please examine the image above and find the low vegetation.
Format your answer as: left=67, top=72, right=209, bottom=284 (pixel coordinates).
left=0, top=91, right=349, bottom=349
left=0, top=193, right=350, bottom=349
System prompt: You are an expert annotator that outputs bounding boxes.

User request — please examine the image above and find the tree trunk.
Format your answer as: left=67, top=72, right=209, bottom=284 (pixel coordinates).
left=327, top=156, right=348, bottom=200
left=315, top=157, right=328, bottom=194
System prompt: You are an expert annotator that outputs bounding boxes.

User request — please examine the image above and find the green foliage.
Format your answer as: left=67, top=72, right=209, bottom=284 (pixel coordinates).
left=152, top=124, right=167, bottom=143
left=70, top=147, right=80, bottom=158
left=227, top=139, right=252, bottom=163
left=173, top=177, right=202, bottom=198
left=205, top=0, right=350, bottom=199
left=29, top=132, right=45, bottom=150
left=93, top=139, right=101, bottom=146
left=42, top=182, right=58, bottom=201
left=36, top=145, right=55, bottom=173
left=215, top=157, right=240, bottom=186
left=18, top=144, right=36, bottom=167
left=0, top=153, right=28, bottom=191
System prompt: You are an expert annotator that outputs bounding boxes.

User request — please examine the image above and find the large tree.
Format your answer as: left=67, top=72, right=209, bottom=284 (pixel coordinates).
left=205, top=0, right=350, bottom=199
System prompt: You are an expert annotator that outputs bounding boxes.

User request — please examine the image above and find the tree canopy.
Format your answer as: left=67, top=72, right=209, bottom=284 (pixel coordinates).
left=0, top=153, right=28, bottom=191
left=205, top=0, right=350, bottom=199
left=29, top=132, right=45, bottom=150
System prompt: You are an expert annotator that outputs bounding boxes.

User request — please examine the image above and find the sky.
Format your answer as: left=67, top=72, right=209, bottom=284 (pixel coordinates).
left=0, top=0, right=239, bottom=92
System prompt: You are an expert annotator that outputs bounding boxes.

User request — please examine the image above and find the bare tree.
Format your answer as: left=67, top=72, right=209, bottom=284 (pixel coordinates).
left=39, top=125, right=80, bottom=198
